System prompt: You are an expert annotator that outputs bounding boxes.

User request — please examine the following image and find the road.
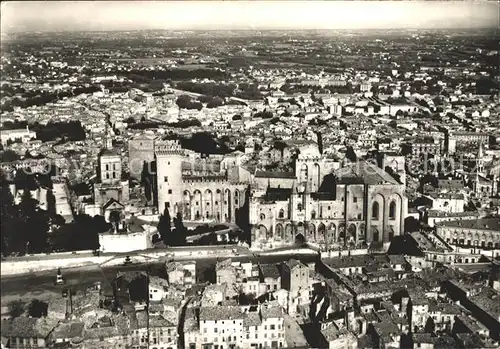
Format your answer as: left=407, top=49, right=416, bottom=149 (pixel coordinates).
left=1, top=252, right=318, bottom=303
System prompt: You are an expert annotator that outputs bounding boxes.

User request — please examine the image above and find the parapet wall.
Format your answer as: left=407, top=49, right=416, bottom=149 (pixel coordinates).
left=320, top=248, right=369, bottom=259
left=1, top=245, right=324, bottom=276
left=0, top=246, right=249, bottom=276
left=1, top=255, right=109, bottom=276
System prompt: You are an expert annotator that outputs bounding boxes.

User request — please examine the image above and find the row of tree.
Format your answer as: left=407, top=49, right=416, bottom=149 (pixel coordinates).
left=0, top=173, right=108, bottom=255
left=7, top=298, right=48, bottom=319
left=1, top=120, right=86, bottom=143
left=0, top=86, right=101, bottom=112
left=1, top=184, right=50, bottom=256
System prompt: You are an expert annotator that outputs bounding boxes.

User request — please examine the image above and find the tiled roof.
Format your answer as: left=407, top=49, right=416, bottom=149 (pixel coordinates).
left=243, top=312, right=261, bottom=327
left=1, top=317, right=59, bottom=339
left=259, top=264, right=281, bottom=279
left=283, top=259, right=306, bottom=270
left=261, top=306, right=283, bottom=319
left=199, top=306, right=243, bottom=321
left=50, top=322, right=85, bottom=340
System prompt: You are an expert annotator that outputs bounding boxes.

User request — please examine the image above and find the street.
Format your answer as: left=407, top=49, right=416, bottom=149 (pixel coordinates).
left=1, top=252, right=318, bottom=306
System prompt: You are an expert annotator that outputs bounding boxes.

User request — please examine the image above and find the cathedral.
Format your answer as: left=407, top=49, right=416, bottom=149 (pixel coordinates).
left=151, top=140, right=408, bottom=251
left=248, top=149, right=408, bottom=251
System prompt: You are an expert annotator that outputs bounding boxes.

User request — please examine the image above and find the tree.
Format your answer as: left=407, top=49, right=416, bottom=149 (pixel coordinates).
left=0, top=149, right=21, bottom=163
left=404, top=217, right=420, bottom=233
left=18, top=190, right=49, bottom=254
left=7, top=299, right=25, bottom=318
left=93, top=215, right=110, bottom=234
left=206, top=97, right=224, bottom=108
left=50, top=214, right=103, bottom=252
left=157, top=208, right=171, bottom=245
left=424, top=317, right=435, bottom=333
left=176, top=95, right=193, bottom=109
left=0, top=182, right=19, bottom=255
left=345, top=146, right=357, bottom=162
left=27, top=299, right=48, bottom=318
left=140, top=161, right=153, bottom=202
left=46, top=189, right=56, bottom=217
left=173, top=211, right=187, bottom=246
left=464, top=201, right=478, bottom=212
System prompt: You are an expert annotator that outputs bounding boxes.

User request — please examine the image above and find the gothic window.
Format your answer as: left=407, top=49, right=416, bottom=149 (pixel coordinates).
left=372, top=202, right=379, bottom=220
left=278, top=209, right=284, bottom=218
left=297, top=203, right=302, bottom=211
left=260, top=213, right=266, bottom=220
left=389, top=201, right=396, bottom=220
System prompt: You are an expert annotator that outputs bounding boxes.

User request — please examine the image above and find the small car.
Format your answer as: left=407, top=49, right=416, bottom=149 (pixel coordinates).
left=123, top=256, right=132, bottom=265
left=55, top=268, right=65, bottom=285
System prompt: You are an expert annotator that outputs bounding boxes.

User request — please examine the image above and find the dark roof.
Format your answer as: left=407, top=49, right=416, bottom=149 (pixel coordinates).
left=265, top=187, right=292, bottom=201
left=102, top=198, right=124, bottom=211
left=439, top=218, right=499, bottom=231
left=259, top=264, right=281, bottom=279
left=335, top=161, right=399, bottom=185
left=255, top=171, right=296, bottom=179
left=99, top=148, right=120, bottom=157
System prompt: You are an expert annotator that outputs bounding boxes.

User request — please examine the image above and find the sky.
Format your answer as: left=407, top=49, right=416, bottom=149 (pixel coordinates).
left=1, top=1, right=499, bottom=34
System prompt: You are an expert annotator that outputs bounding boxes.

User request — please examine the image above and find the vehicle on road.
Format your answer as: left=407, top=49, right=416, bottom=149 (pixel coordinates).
left=123, top=256, right=133, bottom=266
left=55, top=268, right=65, bottom=285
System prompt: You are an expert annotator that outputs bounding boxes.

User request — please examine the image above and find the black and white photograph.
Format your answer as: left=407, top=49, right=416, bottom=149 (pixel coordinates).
left=0, top=1, right=499, bottom=348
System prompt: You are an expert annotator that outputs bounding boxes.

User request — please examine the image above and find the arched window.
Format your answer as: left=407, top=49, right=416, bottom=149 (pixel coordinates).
left=311, top=210, right=316, bottom=219
left=278, top=209, right=284, bottom=218
left=389, top=201, right=396, bottom=220
left=372, top=202, right=379, bottom=220
left=260, top=213, right=266, bottom=220
left=297, top=203, right=302, bottom=211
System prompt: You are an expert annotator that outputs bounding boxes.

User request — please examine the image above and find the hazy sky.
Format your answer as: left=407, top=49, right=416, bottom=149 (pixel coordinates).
left=1, top=1, right=499, bottom=33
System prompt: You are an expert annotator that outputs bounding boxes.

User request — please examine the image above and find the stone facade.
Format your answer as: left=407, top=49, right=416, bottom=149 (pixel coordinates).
left=128, top=134, right=156, bottom=179
left=94, top=148, right=130, bottom=207
left=250, top=159, right=407, bottom=250
left=436, top=218, right=500, bottom=249
left=153, top=140, right=408, bottom=250
left=155, top=140, right=248, bottom=223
